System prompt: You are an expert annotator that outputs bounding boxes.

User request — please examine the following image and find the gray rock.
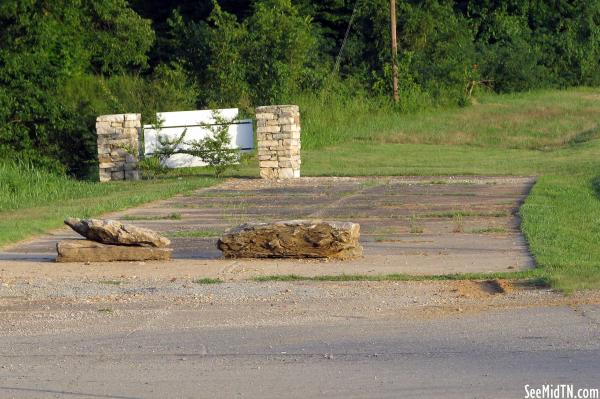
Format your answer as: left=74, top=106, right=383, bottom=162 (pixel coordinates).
left=217, top=220, right=362, bottom=259
left=65, top=218, right=170, bottom=248
left=56, top=240, right=172, bottom=263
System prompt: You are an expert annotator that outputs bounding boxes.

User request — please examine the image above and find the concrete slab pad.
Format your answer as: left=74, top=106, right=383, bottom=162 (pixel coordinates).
left=0, top=176, right=536, bottom=277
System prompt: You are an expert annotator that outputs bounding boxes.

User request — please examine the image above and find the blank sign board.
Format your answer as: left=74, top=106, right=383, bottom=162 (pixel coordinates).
left=143, top=108, right=253, bottom=168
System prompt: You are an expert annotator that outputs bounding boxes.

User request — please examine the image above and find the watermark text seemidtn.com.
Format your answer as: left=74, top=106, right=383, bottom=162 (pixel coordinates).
left=525, top=385, right=599, bottom=399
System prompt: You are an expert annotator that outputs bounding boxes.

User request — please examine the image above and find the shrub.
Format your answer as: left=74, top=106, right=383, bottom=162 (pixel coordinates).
left=186, top=112, right=240, bottom=177
left=138, top=155, right=170, bottom=180
left=142, top=111, right=240, bottom=178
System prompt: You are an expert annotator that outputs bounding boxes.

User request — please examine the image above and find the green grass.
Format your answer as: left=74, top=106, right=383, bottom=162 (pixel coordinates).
left=300, top=140, right=600, bottom=177
left=422, top=210, right=510, bottom=218
left=0, top=161, right=217, bottom=247
left=193, top=278, right=224, bottom=284
left=469, top=227, right=509, bottom=234
left=98, top=280, right=124, bottom=286
left=167, top=230, right=222, bottom=238
left=520, top=175, right=600, bottom=291
left=409, top=214, right=424, bottom=234
left=299, top=88, right=600, bottom=151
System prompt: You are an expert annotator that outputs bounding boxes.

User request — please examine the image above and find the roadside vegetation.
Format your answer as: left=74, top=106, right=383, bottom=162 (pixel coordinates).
left=300, top=88, right=600, bottom=151
left=3, top=1, right=599, bottom=177
left=193, top=278, right=224, bottom=285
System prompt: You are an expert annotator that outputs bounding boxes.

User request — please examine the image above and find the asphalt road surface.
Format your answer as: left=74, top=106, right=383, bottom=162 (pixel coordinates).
left=0, top=281, right=599, bottom=399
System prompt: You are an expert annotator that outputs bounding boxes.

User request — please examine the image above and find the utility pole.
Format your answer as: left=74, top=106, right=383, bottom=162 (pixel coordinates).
left=390, top=0, right=399, bottom=103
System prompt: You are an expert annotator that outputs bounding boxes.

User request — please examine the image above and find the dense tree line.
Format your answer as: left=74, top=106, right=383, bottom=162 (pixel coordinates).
left=1, top=0, right=599, bottom=178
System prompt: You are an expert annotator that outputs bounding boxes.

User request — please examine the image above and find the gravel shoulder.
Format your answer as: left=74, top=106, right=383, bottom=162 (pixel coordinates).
left=2, top=279, right=600, bottom=334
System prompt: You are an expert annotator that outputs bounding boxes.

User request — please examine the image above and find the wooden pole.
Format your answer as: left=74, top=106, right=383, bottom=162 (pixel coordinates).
left=390, top=0, right=399, bottom=103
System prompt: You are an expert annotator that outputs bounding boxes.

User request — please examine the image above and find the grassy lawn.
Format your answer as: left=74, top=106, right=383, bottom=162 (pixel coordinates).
left=0, top=162, right=217, bottom=247
left=299, top=87, right=600, bottom=151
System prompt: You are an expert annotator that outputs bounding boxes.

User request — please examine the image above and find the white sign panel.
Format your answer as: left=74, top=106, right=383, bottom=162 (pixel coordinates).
left=143, top=108, right=253, bottom=168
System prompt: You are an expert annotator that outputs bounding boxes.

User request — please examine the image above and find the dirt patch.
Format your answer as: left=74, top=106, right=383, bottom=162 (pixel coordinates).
left=453, top=279, right=514, bottom=298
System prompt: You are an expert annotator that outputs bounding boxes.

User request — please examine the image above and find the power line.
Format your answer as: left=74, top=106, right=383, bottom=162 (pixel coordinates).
left=390, top=0, right=399, bottom=102
left=333, top=0, right=360, bottom=74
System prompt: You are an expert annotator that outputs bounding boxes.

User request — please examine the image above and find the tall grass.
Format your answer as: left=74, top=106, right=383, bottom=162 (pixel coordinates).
left=297, top=92, right=397, bottom=149
left=298, top=87, right=600, bottom=151
left=0, top=160, right=109, bottom=212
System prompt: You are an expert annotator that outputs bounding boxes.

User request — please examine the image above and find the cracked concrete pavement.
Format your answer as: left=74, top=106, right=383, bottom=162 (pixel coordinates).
left=1, top=176, right=535, bottom=279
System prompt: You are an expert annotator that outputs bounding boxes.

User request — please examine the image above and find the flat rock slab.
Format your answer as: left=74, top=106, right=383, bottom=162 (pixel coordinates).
left=218, top=220, right=363, bottom=259
left=65, top=218, right=170, bottom=248
left=56, top=240, right=172, bottom=263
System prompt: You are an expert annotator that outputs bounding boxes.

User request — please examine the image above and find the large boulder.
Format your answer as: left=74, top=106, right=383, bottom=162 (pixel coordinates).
left=217, top=220, right=362, bottom=259
left=64, top=217, right=170, bottom=248
left=57, top=240, right=172, bottom=262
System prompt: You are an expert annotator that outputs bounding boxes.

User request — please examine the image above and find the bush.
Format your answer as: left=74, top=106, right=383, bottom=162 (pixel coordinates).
left=143, top=111, right=240, bottom=178
left=186, top=112, right=240, bottom=177
left=138, top=156, right=170, bottom=180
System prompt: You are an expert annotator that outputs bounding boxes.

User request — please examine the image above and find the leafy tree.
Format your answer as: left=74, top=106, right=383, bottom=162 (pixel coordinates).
left=163, top=0, right=315, bottom=107
left=396, top=1, right=476, bottom=101
left=460, top=0, right=600, bottom=91
left=204, top=3, right=251, bottom=106
left=86, top=0, right=155, bottom=74
left=244, top=0, right=316, bottom=104
left=0, top=0, right=155, bottom=176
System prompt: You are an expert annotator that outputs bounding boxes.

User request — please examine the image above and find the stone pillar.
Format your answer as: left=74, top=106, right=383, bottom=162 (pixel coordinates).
left=96, top=114, right=141, bottom=182
left=255, top=105, right=301, bottom=179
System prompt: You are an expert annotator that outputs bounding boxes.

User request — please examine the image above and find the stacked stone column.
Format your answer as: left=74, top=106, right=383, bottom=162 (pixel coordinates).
left=96, top=114, right=141, bottom=182
left=255, top=105, right=301, bottom=179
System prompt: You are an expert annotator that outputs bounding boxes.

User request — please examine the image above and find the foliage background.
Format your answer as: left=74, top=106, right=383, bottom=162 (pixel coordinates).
left=1, top=0, right=599, bottom=178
